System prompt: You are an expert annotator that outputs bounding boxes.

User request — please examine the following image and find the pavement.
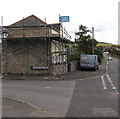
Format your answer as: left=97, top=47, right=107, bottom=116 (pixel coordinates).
left=2, top=98, right=51, bottom=117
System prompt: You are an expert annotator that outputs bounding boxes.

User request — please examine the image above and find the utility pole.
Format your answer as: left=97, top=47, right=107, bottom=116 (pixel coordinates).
left=92, top=27, right=94, bottom=55
left=0, top=16, right=3, bottom=76
left=0, top=16, right=3, bottom=39
left=0, top=16, right=2, bottom=119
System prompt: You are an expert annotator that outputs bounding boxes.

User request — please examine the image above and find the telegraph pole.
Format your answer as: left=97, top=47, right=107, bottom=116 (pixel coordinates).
left=1, top=16, right=3, bottom=39
left=92, top=27, right=94, bottom=55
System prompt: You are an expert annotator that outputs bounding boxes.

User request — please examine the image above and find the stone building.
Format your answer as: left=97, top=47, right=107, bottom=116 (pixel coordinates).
left=2, top=15, right=71, bottom=75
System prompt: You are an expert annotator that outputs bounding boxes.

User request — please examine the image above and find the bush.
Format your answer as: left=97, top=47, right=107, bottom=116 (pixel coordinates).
left=69, top=51, right=85, bottom=61
left=94, top=47, right=103, bottom=64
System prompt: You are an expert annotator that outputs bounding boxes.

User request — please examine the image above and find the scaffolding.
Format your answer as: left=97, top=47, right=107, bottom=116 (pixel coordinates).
left=1, top=17, right=71, bottom=76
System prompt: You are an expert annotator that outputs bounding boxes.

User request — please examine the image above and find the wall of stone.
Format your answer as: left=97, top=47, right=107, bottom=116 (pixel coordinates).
left=50, top=63, right=68, bottom=75
left=2, top=37, right=69, bottom=75
left=2, top=38, right=51, bottom=75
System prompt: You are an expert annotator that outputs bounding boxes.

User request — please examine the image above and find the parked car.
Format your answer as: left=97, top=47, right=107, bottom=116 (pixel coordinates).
left=80, top=54, right=99, bottom=71
left=108, top=57, right=112, bottom=60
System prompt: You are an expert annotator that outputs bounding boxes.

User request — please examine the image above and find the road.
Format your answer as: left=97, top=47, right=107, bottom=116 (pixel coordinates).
left=2, top=80, right=76, bottom=117
left=2, top=55, right=119, bottom=117
left=66, top=56, right=119, bottom=117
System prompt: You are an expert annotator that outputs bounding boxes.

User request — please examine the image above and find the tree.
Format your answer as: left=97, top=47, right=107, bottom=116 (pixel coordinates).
left=94, top=46, right=104, bottom=64
left=75, top=25, right=97, bottom=54
left=73, top=25, right=104, bottom=64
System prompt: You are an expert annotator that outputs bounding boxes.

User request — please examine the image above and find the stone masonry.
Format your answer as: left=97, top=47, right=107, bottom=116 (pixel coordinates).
left=2, top=38, right=51, bottom=75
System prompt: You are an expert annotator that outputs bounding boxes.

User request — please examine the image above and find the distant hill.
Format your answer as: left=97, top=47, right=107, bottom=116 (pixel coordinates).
left=97, top=42, right=118, bottom=47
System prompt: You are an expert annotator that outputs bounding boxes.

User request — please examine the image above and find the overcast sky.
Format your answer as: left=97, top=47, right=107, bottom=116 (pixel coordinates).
left=0, top=0, right=119, bottom=44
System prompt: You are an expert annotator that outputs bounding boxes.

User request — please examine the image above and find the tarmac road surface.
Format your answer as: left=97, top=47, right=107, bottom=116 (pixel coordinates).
left=2, top=55, right=119, bottom=117
left=2, top=80, right=76, bottom=117
left=66, top=56, right=118, bottom=117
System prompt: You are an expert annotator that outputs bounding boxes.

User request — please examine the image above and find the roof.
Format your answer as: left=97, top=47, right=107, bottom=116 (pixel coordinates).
left=9, top=15, right=47, bottom=27
left=5, top=15, right=72, bottom=42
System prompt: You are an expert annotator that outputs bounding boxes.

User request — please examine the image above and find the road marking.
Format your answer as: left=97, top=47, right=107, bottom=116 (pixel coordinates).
left=77, top=60, right=108, bottom=81
left=106, top=61, right=108, bottom=73
left=101, top=74, right=118, bottom=91
left=45, top=87, right=73, bottom=90
left=45, top=87, right=52, bottom=89
left=112, top=87, right=116, bottom=90
left=78, top=73, right=107, bottom=81
left=115, top=90, right=119, bottom=95
left=15, top=85, right=20, bottom=87
left=103, top=86, right=107, bottom=90
left=106, top=74, right=117, bottom=90
left=101, top=76, right=107, bottom=90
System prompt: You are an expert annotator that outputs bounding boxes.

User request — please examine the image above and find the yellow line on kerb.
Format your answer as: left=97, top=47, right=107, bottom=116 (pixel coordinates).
left=78, top=72, right=107, bottom=80
left=78, top=60, right=108, bottom=80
